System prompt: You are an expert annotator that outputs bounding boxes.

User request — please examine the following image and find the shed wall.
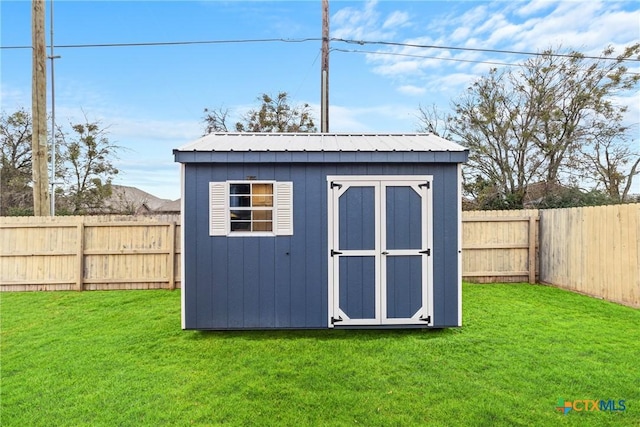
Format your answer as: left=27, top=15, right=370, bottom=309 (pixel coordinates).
left=183, top=162, right=460, bottom=329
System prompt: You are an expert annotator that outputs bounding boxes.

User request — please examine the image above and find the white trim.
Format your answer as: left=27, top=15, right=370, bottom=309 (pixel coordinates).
left=457, top=164, right=463, bottom=327
left=379, top=182, right=388, bottom=324
left=425, top=176, right=434, bottom=326
left=327, top=180, right=335, bottom=328
left=180, top=164, right=186, bottom=330
left=374, top=181, right=382, bottom=325
left=328, top=175, right=433, bottom=183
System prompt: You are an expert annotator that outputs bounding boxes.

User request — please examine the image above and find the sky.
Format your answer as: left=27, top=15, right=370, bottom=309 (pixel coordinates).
left=1, top=0, right=639, bottom=200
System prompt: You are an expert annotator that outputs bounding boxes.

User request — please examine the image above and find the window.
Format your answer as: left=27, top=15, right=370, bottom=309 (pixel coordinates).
left=209, top=181, right=293, bottom=236
left=230, top=182, right=273, bottom=232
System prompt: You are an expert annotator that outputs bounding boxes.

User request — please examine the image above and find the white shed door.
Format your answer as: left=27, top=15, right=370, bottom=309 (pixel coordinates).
left=328, top=176, right=433, bottom=327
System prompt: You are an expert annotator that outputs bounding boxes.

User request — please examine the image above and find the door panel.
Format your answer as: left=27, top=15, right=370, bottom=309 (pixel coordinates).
left=386, top=255, right=422, bottom=319
left=339, top=187, right=375, bottom=250
left=385, top=186, right=422, bottom=249
left=339, top=256, right=376, bottom=319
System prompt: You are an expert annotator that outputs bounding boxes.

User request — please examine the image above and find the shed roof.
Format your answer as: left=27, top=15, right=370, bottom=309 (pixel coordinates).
left=174, top=133, right=468, bottom=164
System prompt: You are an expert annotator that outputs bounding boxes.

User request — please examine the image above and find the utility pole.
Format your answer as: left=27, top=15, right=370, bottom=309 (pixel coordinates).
left=321, top=0, right=329, bottom=133
left=32, top=0, right=50, bottom=216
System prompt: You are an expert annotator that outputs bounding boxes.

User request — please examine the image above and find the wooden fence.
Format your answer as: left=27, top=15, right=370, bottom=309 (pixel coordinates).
left=2, top=206, right=638, bottom=308
left=461, top=209, right=539, bottom=283
left=539, top=204, right=639, bottom=308
left=0, top=215, right=181, bottom=291
left=1, top=212, right=538, bottom=291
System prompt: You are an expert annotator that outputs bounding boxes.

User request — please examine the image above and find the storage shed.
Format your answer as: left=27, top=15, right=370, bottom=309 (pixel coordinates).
left=173, top=133, right=469, bottom=330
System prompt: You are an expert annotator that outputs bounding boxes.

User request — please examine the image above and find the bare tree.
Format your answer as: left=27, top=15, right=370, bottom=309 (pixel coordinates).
left=202, top=107, right=231, bottom=135
left=580, top=122, right=640, bottom=201
left=416, top=103, right=453, bottom=138
left=433, top=44, right=640, bottom=208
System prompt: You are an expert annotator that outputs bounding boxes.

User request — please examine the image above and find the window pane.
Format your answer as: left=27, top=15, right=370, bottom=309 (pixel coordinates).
left=253, top=210, right=273, bottom=221
left=230, top=210, right=251, bottom=221
left=252, top=183, right=273, bottom=195
left=230, top=195, right=251, bottom=207
left=230, top=184, right=251, bottom=195
left=252, top=195, right=273, bottom=207
left=253, top=221, right=272, bottom=232
left=231, top=222, right=251, bottom=231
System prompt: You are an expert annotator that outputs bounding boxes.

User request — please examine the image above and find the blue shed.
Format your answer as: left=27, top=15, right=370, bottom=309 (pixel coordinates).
left=173, top=133, right=468, bottom=330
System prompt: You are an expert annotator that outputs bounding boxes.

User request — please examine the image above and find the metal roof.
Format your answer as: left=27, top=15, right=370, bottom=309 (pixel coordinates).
left=174, top=133, right=468, bottom=164
left=176, top=132, right=467, bottom=153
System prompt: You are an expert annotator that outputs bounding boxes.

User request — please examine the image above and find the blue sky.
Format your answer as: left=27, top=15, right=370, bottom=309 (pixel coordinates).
left=1, top=0, right=639, bottom=200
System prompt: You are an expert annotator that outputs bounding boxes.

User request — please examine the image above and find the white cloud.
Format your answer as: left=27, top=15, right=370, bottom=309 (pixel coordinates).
left=373, top=59, right=422, bottom=77
left=383, top=11, right=410, bottom=30
left=450, top=27, right=471, bottom=43
left=334, top=0, right=639, bottom=108
left=332, top=0, right=414, bottom=41
left=397, top=85, right=426, bottom=96
left=0, top=85, right=30, bottom=111
left=329, top=104, right=417, bottom=133
left=515, top=0, right=556, bottom=17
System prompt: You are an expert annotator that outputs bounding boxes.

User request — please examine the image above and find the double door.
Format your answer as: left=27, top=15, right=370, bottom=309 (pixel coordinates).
left=328, top=176, right=433, bottom=326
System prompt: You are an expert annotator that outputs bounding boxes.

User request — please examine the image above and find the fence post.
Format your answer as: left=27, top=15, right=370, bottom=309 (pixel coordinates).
left=528, top=214, right=537, bottom=284
left=76, top=218, right=84, bottom=291
left=168, top=222, right=176, bottom=290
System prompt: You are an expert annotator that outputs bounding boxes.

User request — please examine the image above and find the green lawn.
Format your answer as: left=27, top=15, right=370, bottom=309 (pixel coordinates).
left=1, top=284, right=638, bottom=426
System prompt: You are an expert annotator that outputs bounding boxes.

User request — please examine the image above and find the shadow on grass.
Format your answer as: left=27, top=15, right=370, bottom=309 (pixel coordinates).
left=187, top=326, right=461, bottom=342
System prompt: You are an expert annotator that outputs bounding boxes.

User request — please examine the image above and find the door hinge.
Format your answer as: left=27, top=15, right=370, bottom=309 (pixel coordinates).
left=419, top=315, right=431, bottom=323
left=331, top=316, right=343, bottom=324
left=419, top=249, right=431, bottom=256
left=419, top=181, right=430, bottom=189
left=331, top=249, right=343, bottom=257
left=331, top=182, right=343, bottom=189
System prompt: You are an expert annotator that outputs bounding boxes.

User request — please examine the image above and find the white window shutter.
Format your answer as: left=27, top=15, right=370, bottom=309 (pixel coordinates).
left=275, top=182, right=293, bottom=235
left=209, top=182, right=227, bottom=236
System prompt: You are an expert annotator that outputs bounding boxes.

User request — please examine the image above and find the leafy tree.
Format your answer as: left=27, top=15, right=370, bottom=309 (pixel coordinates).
left=420, top=45, right=640, bottom=208
left=60, top=117, right=120, bottom=214
left=1, top=109, right=123, bottom=215
left=0, top=109, right=33, bottom=215
left=203, top=91, right=317, bottom=134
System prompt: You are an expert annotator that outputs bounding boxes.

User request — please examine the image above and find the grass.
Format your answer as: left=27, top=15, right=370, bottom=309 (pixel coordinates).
left=1, top=284, right=638, bottom=426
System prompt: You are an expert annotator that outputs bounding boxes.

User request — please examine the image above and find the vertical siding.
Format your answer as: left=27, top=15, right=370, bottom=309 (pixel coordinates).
left=183, top=162, right=461, bottom=329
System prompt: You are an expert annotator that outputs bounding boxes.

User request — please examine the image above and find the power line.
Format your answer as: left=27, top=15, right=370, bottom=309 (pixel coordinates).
left=4, top=35, right=638, bottom=69
left=0, top=37, right=322, bottom=50
left=3, top=36, right=639, bottom=64
left=331, top=38, right=640, bottom=63
left=332, top=48, right=523, bottom=68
